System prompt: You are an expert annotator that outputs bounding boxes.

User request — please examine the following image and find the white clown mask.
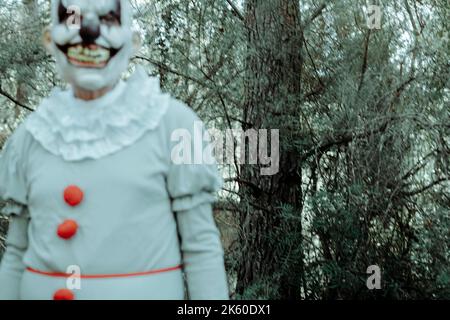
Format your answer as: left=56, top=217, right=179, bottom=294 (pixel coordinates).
left=45, top=0, right=138, bottom=91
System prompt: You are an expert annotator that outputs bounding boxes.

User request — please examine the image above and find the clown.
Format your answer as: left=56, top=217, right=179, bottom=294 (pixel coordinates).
left=0, top=0, right=228, bottom=300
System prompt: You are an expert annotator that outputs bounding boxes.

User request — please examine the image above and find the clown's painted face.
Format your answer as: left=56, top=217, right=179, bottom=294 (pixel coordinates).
left=47, top=0, right=136, bottom=91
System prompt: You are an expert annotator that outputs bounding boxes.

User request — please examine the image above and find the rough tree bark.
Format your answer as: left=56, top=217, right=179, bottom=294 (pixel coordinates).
left=236, top=0, right=304, bottom=299
left=15, top=0, right=38, bottom=117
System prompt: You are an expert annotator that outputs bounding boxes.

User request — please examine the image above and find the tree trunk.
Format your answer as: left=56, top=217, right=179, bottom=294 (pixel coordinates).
left=236, top=0, right=304, bottom=299
left=15, top=0, right=38, bottom=117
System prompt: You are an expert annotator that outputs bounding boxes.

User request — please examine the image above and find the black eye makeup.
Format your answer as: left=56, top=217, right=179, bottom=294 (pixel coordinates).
left=57, top=2, right=70, bottom=23
left=100, top=11, right=121, bottom=26
left=57, top=0, right=122, bottom=26
left=100, top=0, right=122, bottom=26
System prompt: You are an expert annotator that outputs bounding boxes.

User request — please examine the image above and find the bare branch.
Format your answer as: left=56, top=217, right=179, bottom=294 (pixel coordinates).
left=0, top=86, right=34, bottom=112
left=133, top=56, right=208, bottom=88
left=226, top=0, right=244, bottom=22
left=300, top=119, right=392, bottom=161
left=303, top=2, right=329, bottom=29
left=358, top=29, right=371, bottom=92
left=401, top=178, right=449, bottom=197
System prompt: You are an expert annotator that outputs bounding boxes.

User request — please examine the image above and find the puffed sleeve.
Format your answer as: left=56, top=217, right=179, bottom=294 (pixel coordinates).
left=168, top=158, right=222, bottom=212
left=167, top=104, right=229, bottom=300
left=0, top=212, right=30, bottom=300
left=0, top=129, right=28, bottom=215
left=0, top=127, right=30, bottom=300
left=166, top=103, right=223, bottom=211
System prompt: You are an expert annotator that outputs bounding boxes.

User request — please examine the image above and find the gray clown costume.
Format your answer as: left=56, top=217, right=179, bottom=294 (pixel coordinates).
left=0, top=0, right=228, bottom=300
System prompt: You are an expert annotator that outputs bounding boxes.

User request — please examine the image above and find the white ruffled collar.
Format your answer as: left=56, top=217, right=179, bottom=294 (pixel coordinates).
left=25, top=67, right=170, bottom=161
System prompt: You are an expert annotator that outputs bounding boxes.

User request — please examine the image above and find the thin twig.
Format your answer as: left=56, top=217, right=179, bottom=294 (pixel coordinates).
left=225, top=0, right=244, bottom=22
left=0, top=87, right=34, bottom=111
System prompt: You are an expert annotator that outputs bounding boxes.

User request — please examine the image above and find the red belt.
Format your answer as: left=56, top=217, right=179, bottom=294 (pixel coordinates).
left=26, top=264, right=183, bottom=279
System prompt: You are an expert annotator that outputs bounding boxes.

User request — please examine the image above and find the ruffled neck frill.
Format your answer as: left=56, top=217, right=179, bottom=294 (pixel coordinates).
left=25, top=67, right=170, bottom=161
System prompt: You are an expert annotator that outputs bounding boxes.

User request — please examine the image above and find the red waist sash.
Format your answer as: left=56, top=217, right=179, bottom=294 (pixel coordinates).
left=26, top=264, right=183, bottom=279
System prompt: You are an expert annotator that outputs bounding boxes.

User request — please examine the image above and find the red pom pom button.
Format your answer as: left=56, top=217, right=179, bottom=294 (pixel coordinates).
left=53, top=288, right=75, bottom=300
left=63, top=185, right=84, bottom=207
left=57, top=220, right=78, bottom=240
